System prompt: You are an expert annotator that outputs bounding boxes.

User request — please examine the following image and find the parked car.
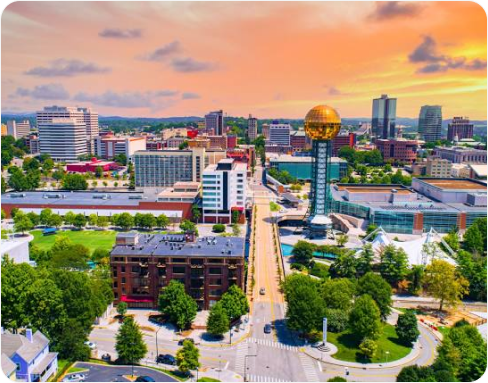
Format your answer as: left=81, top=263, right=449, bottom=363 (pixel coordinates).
left=135, top=377, right=156, bottom=382
left=156, top=354, right=177, bottom=365
left=101, top=353, right=111, bottom=362
left=264, top=324, right=272, bottom=334
left=259, top=287, right=266, bottom=295
left=84, top=341, right=96, bottom=350
left=178, top=338, right=195, bottom=346
left=63, top=374, right=86, bottom=382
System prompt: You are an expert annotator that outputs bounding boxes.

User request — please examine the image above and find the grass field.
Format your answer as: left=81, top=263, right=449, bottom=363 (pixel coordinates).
left=31, top=230, right=117, bottom=253
left=327, top=324, right=412, bottom=363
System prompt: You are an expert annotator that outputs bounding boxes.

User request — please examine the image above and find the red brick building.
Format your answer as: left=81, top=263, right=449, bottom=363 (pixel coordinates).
left=110, top=233, right=245, bottom=310
left=66, top=157, right=119, bottom=173
left=332, top=133, right=356, bottom=156
left=375, top=139, right=419, bottom=163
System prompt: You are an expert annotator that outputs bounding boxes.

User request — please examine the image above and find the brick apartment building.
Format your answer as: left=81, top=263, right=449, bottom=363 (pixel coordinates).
left=110, top=233, right=245, bottom=310
left=375, top=138, right=419, bottom=163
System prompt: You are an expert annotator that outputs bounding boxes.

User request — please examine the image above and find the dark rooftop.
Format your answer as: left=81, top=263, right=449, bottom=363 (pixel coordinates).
left=111, top=233, right=245, bottom=258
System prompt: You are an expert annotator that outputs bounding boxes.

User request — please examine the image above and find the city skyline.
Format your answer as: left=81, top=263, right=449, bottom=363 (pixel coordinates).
left=2, top=1, right=487, bottom=119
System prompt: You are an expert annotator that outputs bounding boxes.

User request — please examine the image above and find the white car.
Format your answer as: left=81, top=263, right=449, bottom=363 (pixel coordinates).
left=63, top=373, right=86, bottom=382
left=84, top=341, right=96, bottom=350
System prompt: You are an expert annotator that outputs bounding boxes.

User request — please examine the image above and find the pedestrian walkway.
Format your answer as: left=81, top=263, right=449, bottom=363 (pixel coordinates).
left=247, top=337, right=300, bottom=352
left=234, top=341, right=248, bottom=375
left=246, top=374, right=286, bottom=382
left=299, top=353, right=320, bottom=382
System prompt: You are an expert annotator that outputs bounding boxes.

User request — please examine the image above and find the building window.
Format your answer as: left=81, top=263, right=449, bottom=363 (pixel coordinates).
left=209, top=267, right=222, bottom=275
left=173, top=266, right=186, bottom=274
left=122, top=277, right=126, bottom=284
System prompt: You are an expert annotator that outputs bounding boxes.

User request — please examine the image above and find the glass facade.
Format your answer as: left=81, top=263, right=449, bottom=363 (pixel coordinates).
left=135, top=153, right=193, bottom=187
left=330, top=200, right=370, bottom=219
left=422, top=212, right=458, bottom=233
left=371, top=211, right=415, bottom=234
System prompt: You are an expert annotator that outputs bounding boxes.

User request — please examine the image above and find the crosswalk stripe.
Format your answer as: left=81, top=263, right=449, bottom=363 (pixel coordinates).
left=247, top=337, right=299, bottom=352
left=234, top=341, right=248, bottom=375
left=299, top=353, right=320, bottom=382
left=247, top=374, right=286, bottom=382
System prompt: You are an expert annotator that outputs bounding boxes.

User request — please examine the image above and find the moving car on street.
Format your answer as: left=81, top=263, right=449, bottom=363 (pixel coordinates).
left=156, top=354, right=177, bottom=365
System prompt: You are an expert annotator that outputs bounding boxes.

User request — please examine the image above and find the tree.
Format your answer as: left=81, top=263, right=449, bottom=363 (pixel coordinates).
left=97, top=216, right=109, bottom=229
left=379, top=245, right=408, bottom=285
left=139, top=213, right=156, bottom=230
left=1, top=176, right=7, bottom=194
left=64, top=211, right=76, bottom=226
left=158, top=280, right=197, bottom=330
left=423, top=260, right=469, bottom=311
left=463, top=223, right=484, bottom=255
left=283, top=274, right=326, bottom=333
left=231, top=209, right=240, bottom=224
left=359, top=338, right=377, bottom=359
left=26, top=212, right=40, bottom=227
left=176, top=340, right=200, bottom=375
left=73, top=214, right=87, bottom=229
left=115, top=316, right=148, bottom=364
left=437, top=323, right=487, bottom=381
left=50, top=243, right=90, bottom=270
left=396, top=365, right=436, bottom=382
left=42, top=158, right=54, bottom=173
left=357, top=272, right=392, bottom=321
left=13, top=213, right=33, bottom=235
left=328, top=377, right=347, bottom=382
left=50, top=214, right=63, bottom=228
left=349, top=294, right=382, bottom=340
left=180, top=219, right=198, bottom=235
left=117, top=302, right=128, bottom=317
left=320, top=278, right=355, bottom=311
left=443, top=229, right=460, bottom=252
left=406, top=265, right=424, bottom=295
left=54, top=318, right=90, bottom=361
left=395, top=310, right=419, bottom=346
left=356, top=244, right=374, bottom=277
left=88, top=214, right=98, bottom=227
left=457, top=250, right=486, bottom=301
left=157, top=214, right=170, bottom=229
left=95, top=166, right=103, bottom=178
left=219, top=285, right=249, bottom=321
left=62, top=174, right=88, bottom=190
left=206, top=302, right=230, bottom=337
left=336, top=234, right=348, bottom=247
left=191, top=204, right=201, bottom=223
left=212, top=224, right=226, bottom=233
left=40, top=208, right=53, bottom=226
left=116, top=212, right=134, bottom=231
left=291, top=240, right=315, bottom=266
left=329, top=251, right=357, bottom=279
left=325, top=309, right=350, bottom=333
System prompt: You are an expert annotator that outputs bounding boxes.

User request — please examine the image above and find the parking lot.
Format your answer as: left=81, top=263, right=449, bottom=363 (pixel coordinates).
left=69, top=362, right=178, bottom=382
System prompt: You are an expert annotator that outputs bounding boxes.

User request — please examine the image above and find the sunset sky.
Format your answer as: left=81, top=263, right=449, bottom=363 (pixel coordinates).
left=1, top=1, right=487, bottom=119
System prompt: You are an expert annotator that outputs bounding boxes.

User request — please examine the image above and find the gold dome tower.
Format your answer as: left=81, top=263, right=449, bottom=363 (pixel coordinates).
left=304, top=105, right=341, bottom=141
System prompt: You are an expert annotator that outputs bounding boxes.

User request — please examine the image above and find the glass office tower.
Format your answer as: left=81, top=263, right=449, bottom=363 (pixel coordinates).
left=418, top=105, right=442, bottom=142
left=372, top=94, right=397, bottom=139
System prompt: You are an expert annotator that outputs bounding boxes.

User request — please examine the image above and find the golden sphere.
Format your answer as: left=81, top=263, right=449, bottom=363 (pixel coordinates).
left=304, top=105, right=341, bottom=140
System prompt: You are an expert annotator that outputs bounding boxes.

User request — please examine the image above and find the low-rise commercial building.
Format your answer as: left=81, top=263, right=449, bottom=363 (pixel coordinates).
left=328, top=180, right=487, bottom=234
left=375, top=139, right=419, bottom=163
left=433, top=146, right=487, bottom=164
left=268, top=122, right=291, bottom=146
left=66, top=157, right=120, bottom=174
left=110, top=233, right=245, bottom=310
left=425, top=157, right=452, bottom=178
left=1, top=190, right=197, bottom=221
left=447, top=117, right=474, bottom=141
left=93, top=134, right=146, bottom=160
left=332, top=132, right=356, bottom=156
left=290, top=130, right=310, bottom=151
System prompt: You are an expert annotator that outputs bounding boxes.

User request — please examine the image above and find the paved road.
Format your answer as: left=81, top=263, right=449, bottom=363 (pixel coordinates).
left=72, top=362, right=177, bottom=382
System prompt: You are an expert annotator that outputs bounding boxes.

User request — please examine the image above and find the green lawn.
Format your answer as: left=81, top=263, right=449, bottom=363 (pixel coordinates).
left=31, top=230, right=117, bottom=253
left=327, top=324, right=412, bottom=363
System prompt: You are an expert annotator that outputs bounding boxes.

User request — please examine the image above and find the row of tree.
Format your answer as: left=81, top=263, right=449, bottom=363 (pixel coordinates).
left=397, top=320, right=486, bottom=382
left=1, top=256, right=113, bottom=361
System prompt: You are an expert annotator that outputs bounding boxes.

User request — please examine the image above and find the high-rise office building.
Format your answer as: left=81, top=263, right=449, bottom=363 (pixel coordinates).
left=38, top=118, right=88, bottom=162
left=6, top=120, right=31, bottom=139
left=247, top=114, right=258, bottom=141
left=134, top=148, right=226, bottom=190
left=36, top=105, right=99, bottom=153
left=418, top=105, right=442, bottom=142
left=268, top=122, right=291, bottom=146
left=372, top=94, right=397, bottom=139
left=205, top=110, right=224, bottom=136
left=447, top=117, right=474, bottom=142
left=202, top=159, right=247, bottom=224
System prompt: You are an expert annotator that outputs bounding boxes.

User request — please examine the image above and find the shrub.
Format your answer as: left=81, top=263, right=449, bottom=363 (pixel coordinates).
left=212, top=224, right=226, bottom=233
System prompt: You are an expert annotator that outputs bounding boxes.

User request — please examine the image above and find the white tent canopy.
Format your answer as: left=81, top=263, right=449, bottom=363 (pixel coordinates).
left=360, top=227, right=457, bottom=266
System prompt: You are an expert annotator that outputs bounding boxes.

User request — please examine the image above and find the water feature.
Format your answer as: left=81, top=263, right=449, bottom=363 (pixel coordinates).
left=280, top=243, right=338, bottom=259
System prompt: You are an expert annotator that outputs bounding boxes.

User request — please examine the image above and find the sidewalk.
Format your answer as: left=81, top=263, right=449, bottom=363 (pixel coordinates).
left=194, top=315, right=253, bottom=348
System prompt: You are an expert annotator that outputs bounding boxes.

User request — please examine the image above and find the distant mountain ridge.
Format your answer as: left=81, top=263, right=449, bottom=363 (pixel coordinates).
left=1, top=112, right=486, bottom=127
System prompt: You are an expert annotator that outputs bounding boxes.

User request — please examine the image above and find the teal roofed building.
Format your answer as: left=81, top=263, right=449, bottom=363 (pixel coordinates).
left=269, top=155, right=347, bottom=181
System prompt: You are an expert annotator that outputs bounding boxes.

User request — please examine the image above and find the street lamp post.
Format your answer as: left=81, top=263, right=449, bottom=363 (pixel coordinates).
left=244, top=354, right=257, bottom=382
left=386, top=351, right=390, bottom=364
left=155, top=326, right=162, bottom=359
left=229, top=326, right=233, bottom=345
